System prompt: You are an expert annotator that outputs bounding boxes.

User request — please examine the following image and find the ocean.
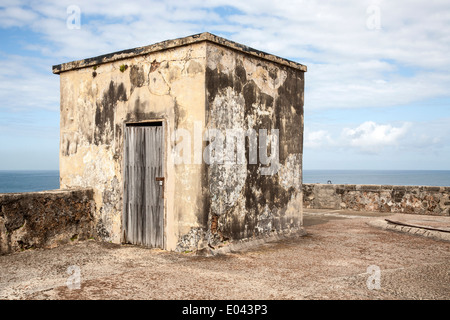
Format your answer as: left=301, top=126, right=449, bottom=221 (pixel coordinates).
left=0, top=170, right=60, bottom=194
left=303, top=170, right=450, bottom=187
left=0, top=169, right=449, bottom=194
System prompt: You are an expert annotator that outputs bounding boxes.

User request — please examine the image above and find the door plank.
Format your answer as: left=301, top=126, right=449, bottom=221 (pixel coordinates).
left=123, top=125, right=163, bottom=248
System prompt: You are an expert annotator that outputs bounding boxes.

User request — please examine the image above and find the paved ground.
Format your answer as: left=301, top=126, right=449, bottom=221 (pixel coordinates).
left=0, top=209, right=449, bottom=300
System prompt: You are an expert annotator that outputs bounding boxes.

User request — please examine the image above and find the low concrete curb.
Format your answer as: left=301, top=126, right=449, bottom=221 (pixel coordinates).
left=367, top=219, right=450, bottom=242
left=195, top=228, right=307, bottom=256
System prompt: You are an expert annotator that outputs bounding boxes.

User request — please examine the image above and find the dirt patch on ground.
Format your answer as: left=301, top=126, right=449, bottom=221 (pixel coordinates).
left=1, top=211, right=449, bottom=300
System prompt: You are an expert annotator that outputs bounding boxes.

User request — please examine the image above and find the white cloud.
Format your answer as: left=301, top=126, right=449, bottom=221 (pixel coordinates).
left=0, top=0, right=449, bottom=170
left=342, top=121, right=411, bottom=152
left=5, top=0, right=448, bottom=66
left=0, top=6, right=39, bottom=27
left=304, top=121, right=417, bottom=154
left=1, top=1, right=450, bottom=116
left=306, top=62, right=450, bottom=110
left=304, top=129, right=332, bottom=149
left=0, top=54, right=59, bottom=111
left=399, top=117, right=450, bottom=150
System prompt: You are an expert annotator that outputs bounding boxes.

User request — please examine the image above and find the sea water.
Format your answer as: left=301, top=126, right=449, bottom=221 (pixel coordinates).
left=0, top=169, right=449, bottom=194
left=0, top=170, right=60, bottom=193
left=303, top=170, right=450, bottom=186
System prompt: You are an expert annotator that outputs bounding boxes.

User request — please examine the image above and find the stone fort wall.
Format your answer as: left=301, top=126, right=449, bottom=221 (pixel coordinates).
left=0, top=189, right=94, bottom=255
left=303, top=183, right=450, bottom=216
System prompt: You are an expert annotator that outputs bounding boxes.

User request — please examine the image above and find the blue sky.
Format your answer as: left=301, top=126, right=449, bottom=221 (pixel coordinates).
left=0, top=0, right=449, bottom=170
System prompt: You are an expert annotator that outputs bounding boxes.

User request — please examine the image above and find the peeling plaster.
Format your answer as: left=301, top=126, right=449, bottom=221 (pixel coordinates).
left=57, top=37, right=305, bottom=251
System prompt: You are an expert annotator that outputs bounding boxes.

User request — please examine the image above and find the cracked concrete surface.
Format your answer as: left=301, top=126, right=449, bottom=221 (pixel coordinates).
left=1, top=209, right=449, bottom=300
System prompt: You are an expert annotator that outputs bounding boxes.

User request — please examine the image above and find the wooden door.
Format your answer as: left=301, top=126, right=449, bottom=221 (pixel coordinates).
left=123, top=123, right=164, bottom=248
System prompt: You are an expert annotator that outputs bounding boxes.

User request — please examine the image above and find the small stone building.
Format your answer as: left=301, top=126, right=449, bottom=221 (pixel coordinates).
left=53, top=32, right=306, bottom=251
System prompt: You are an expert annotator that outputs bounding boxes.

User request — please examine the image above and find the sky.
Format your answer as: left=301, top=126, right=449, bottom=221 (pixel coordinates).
left=0, top=0, right=449, bottom=170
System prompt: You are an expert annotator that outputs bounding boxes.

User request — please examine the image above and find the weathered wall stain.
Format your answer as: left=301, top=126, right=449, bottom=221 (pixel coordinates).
left=129, top=64, right=146, bottom=93
left=201, top=43, right=304, bottom=247
left=94, top=81, right=127, bottom=146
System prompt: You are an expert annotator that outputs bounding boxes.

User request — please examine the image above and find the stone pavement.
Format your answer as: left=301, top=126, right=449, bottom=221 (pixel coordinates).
left=1, top=209, right=449, bottom=300
left=303, top=208, right=450, bottom=242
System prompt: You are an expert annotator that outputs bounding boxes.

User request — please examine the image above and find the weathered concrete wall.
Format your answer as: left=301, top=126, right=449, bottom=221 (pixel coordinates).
left=198, top=42, right=304, bottom=248
left=56, top=34, right=305, bottom=252
left=303, top=184, right=450, bottom=216
left=0, top=189, right=94, bottom=255
left=59, top=42, right=207, bottom=249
